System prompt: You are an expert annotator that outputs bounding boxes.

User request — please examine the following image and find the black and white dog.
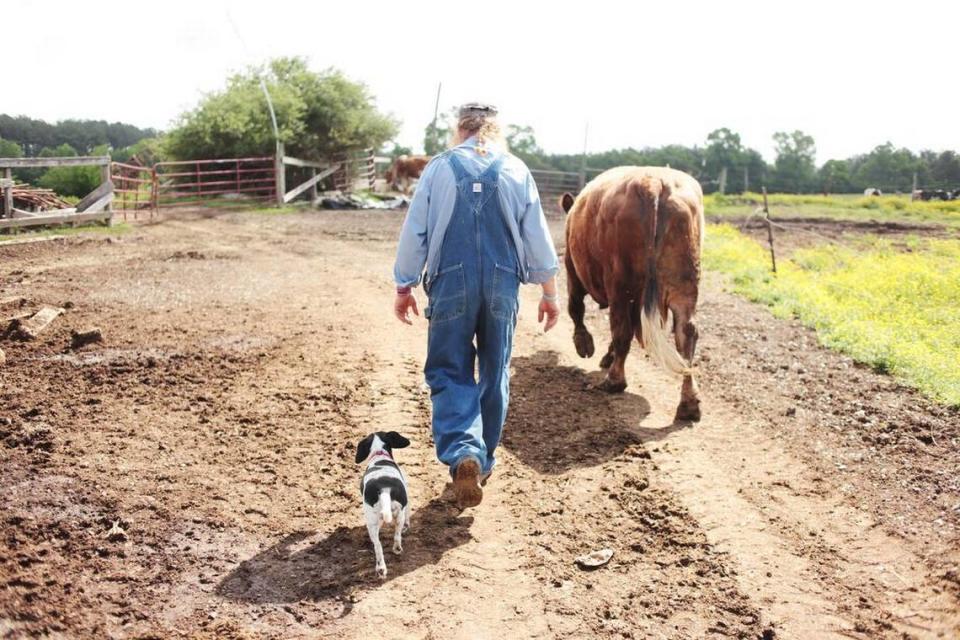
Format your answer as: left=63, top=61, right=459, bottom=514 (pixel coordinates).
left=355, top=431, right=411, bottom=578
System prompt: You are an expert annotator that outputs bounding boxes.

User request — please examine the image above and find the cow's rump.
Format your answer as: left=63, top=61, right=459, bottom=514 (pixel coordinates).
left=562, top=166, right=704, bottom=420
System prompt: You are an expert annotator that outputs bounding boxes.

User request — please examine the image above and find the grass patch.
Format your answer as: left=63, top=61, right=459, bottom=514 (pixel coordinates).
left=0, top=222, right=133, bottom=243
left=248, top=205, right=300, bottom=216
left=703, top=224, right=960, bottom=405
left=704, top=192, right=960, bottom=226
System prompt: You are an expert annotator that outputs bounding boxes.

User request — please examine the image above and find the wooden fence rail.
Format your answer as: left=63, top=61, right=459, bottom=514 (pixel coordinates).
left=1, top=155, right=113, bottom=231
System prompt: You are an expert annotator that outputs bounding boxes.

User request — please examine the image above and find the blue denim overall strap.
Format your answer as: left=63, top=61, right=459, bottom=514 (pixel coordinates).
left=423, top=149, right=520, bottom=476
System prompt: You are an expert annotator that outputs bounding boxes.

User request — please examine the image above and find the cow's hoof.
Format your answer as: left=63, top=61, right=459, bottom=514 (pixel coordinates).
left=675, top=400, right=701, bottom=422
left=599, top=352, right=614, bottom=369
left=574, top=330, right=595, bottom=358
left=595, top=377, right=627, bottom=393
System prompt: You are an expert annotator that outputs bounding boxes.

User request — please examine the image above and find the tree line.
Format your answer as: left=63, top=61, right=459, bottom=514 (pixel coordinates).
left=503, top=126, right=960, bottom=194
left=0, top=115, right=156, bottom=157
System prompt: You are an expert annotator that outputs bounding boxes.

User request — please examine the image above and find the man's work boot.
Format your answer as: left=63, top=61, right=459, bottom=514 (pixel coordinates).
left=453, top=458, right=483, bottom=509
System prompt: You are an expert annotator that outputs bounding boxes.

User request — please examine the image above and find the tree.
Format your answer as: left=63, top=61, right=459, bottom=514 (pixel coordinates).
left=165, top=57, right=397, bottom=161
left=0, top=137, right=23, bottom=159
left=771, top=130, right=816, bottom=193
left=385, top=143, right=412, bottom=159
left=505, top=124, right=552, bottom=168
left=928, top=150, right=960, bottom=189
left=505, top=125, right=540, bottom=155
left=112, top=137, right=165, bottom=165
left=849, top=143, right=918, bottom=192
left=704, top=128, right=744, bottom=192
left=37, top=143, right=106, bottom=197
left=740, top=149, right=768, bottom=193
left=818, top=159, right=853, bottom=194
left=423, top=109, right=454, bottom=156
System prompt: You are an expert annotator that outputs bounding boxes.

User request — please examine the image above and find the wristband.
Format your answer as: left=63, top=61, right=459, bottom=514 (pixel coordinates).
left=396, top=286, right=412, bottom=295
left=541, top=291, right=558, bottom=302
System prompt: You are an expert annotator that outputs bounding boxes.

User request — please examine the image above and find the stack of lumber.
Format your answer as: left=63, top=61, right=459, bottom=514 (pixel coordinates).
left=10, top=184, right=72, bottom=211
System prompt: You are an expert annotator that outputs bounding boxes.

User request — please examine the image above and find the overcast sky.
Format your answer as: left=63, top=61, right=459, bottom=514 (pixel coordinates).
left=6, top=0, right=958, bottom=163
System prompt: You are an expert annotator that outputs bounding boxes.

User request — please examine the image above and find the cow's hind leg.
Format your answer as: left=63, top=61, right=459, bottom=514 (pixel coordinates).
left=671, top=302, right=701, bottom=421
left=567, top=253, right=595, bottom=358
left=599, top=344, right=615, bottom=369
left=596, top=296, right=634, bottom=393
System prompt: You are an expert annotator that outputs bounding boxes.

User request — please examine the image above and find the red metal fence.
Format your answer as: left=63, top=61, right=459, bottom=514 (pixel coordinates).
left=110, top=161, right=155, bottom=219
left=153, top=157, right=276, bottom=209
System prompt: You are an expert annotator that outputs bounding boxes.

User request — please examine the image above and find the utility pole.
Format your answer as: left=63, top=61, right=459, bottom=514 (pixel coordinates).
left=428, top=82, right=442, bottom=153
left=578, top=122, right=589, bottom=191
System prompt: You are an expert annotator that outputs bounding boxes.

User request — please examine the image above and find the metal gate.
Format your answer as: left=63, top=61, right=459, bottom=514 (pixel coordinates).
left=153, top=157, right=276, bottom=209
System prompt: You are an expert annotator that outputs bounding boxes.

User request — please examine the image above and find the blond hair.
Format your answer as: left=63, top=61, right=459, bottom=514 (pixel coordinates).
left=450, top=114, right=508, bottom=154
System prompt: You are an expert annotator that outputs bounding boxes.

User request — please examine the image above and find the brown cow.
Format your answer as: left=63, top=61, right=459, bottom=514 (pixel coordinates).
left=386, top=155, right=431, bottom=194
left=561, top=167, right=705, bottom=421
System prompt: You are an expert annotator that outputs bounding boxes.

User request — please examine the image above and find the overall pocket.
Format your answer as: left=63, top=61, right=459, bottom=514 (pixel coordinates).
left=491, top=263, right=520, bottom=321
left=425, top=264, right=466, bottom=324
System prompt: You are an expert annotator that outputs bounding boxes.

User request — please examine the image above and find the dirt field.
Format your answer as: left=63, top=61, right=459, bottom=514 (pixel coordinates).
left=1, top=209, right=958, bottom=639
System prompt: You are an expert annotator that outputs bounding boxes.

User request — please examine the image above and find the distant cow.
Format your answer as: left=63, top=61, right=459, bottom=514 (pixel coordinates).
left=864, top=187, right=882, bottom=196
left=386, top=155, right=431, bottom=194
left=561, top=167, right=705, bottom=421
left=913, top=189, right=952, bottom=201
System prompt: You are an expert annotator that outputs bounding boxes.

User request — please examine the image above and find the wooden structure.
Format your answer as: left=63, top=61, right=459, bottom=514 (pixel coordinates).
left=276, top=144, right=341, bottom=206
left=0, top=156, right=112, bottom=231
left=330, top=149, right=376, bottom=193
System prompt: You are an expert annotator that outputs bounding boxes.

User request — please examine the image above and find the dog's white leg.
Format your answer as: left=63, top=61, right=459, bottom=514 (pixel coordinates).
left=393, top=503, right=404, bottom=555
left=365, top=509, right=387, bottom=578
left=402, top=504, right=411, bottom=533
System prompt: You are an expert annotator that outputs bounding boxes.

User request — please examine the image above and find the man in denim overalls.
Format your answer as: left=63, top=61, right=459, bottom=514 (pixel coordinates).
left=393, top=103, right=560, bottom=508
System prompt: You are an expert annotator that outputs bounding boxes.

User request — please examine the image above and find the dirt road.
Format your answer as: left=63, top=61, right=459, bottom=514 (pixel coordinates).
left=1, top=210, right=958, bottom=639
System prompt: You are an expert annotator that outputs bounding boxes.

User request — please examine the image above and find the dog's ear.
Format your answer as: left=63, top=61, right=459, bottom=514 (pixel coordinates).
left=383, top=432, right=411, bottom=449
left=355, top=434, right=375, bottom=463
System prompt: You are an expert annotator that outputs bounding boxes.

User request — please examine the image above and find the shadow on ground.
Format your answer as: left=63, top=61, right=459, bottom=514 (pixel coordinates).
left=217, top=496, right=473, bottom=607
left=504, top=350, right=660, bottom=474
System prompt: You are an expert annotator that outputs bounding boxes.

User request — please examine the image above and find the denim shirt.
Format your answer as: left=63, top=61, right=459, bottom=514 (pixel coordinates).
left=393, top=137, right=559, bottom=288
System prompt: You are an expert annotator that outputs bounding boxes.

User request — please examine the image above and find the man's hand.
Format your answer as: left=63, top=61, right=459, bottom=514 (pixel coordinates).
left=538, top=297, right=560, bottom=332
left=395, top=293, right=419, bottom=325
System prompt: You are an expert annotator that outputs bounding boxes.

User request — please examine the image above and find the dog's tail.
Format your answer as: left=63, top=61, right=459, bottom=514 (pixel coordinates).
left=378, top=488, right=393, bottom=524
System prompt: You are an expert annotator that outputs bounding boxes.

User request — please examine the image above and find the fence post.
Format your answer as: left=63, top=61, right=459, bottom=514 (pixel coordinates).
left=309, top=167, right=318, bottom=204
left=151, top=167, right=159, bottom=216
left=762, top=187, right=777, bottom=274
left=3, top=168, right=12, bottom=218
left=275, top=142, right=286, bottom=206
left=101, top=163, right=114, bottom=226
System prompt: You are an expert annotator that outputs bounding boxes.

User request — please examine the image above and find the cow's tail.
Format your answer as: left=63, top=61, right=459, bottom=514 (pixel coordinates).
left=639, top=181, right=693, bottom=378
left=378, top=488, right=393, bottom=524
